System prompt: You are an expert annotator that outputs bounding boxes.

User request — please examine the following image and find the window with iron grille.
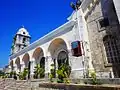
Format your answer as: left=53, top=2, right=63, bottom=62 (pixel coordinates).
left=103, top=35, right=120, bottom=64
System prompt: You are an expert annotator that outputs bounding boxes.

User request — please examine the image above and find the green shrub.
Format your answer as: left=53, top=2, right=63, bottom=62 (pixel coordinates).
left=90, top=71, right=102, bottom=85
left=57, top=63, right=71, bottom=83
left=18, top=68, right=28, bottom=80
left=34, top=64, right=45, bottom=79
left=49, top=64, right=55, bottom=82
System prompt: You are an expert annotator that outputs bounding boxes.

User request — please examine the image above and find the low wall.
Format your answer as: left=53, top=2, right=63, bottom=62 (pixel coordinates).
left=70, top=78, right=120, bottom=84
left=30, top=78, right=120, bottom=85
left=39, top=83, right=120, bottom=90
left=1, top=78, right=120, bottom=90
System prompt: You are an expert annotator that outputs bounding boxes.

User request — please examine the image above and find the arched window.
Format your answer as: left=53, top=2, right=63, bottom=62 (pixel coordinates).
left=23, top=38, right=26, bottom=43
left=103, top=35, right=120, bottom=64
left=23, top=32, right=25, bottom=34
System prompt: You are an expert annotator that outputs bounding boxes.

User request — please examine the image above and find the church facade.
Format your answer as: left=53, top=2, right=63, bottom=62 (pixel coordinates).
left=8, top=0, right=120, bottom=78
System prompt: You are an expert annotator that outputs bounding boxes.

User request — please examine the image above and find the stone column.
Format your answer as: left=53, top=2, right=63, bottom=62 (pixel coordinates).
left=13, top=64, right=17, bottom=72
left=21, top=63, right=25, bottom=72
left=30, top=59, right=36, bottom=79
left=45, top=52, right=53, bottom=78
left=16, top=67, right=19, bottom=74
left=14, top=65, right=20, bottom=74
left=9, top=66, right=12, bottom=73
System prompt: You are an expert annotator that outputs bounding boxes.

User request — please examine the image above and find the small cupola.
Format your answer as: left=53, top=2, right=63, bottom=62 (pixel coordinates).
left=16, top=26, right=31, bottom=37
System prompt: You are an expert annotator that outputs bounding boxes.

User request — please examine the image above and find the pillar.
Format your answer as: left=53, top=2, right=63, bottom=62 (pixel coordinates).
left=30, top=59, right=36, bottom=79
left=21, top=62, right=25, bottom=72
left=45, top=52, right=53, bottom=78
left=13, top=64, right=17, bottom=72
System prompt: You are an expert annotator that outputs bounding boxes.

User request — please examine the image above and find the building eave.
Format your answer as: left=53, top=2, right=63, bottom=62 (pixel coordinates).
left=9, top=20, right=76, bottom=60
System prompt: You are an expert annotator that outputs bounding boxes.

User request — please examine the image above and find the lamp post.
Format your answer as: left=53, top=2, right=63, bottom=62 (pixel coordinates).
left=70, top=0, right=87, bottom=78
left=70, top=0, right=82, bottom=40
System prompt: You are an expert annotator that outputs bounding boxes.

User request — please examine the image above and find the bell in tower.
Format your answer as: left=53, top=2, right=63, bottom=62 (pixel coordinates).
left=11, top=26, right=31, bottom=54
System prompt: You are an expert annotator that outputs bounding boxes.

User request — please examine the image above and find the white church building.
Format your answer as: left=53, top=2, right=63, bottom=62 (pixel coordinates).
left=9, top=6, right=93, bottom=79
left=9, top=0, right=120, bottom=78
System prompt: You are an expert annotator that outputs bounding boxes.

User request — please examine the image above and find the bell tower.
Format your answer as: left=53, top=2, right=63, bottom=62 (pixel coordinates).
left=11, top=26, right=31, bottom=54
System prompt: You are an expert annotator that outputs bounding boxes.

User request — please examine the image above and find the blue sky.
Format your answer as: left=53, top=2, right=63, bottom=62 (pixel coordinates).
left=0, top=0, right=74, bottom=67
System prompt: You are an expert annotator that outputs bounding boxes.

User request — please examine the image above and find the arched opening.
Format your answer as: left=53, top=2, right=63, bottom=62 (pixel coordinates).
left=40, top=57, right=45, bottom=69
left=15, top=57, right=21, bottom=72
left=22, top=53, right=30, bottom=79
left=103, top=35, right=120, bottom=77
left=22, top=53, right=30, bottom=67
left=48, top=38, right=68, bottom=59
left=57, top=51, right=69, bottom=69
left=32, top=47, right=45, bottom=78
left=32, top=47, right=44, bottom=64
left=48, top=38, right=70, bottom=78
